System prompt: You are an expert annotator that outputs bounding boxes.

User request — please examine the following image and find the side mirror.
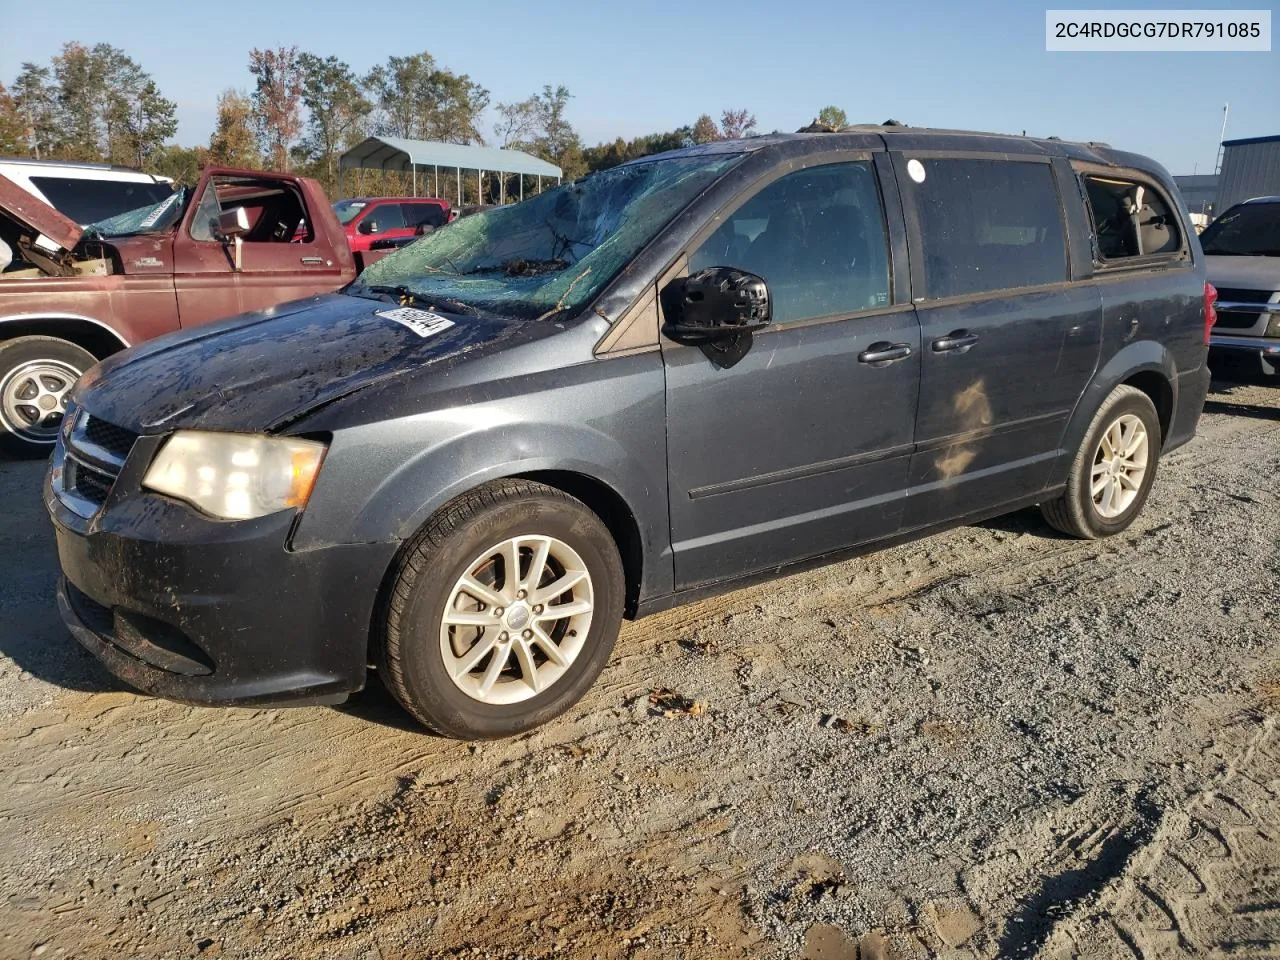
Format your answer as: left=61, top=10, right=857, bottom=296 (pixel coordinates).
left=217, top=206, right=250, bottom=239
left=359, top=219, right=379, bottom=235
left=216, top=207, right=250, bottom=271
left=661, top=266, right=771, bottom=369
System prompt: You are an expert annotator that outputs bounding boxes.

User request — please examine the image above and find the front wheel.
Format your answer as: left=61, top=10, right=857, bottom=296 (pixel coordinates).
left=378, top=479, right=625, bottom=739
left=1041, top=384, right=1162, bottom=539
left=0, top=336, right=96, bottom=458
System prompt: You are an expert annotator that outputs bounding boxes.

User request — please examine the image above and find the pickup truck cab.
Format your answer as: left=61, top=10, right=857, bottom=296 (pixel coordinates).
left=333, top=197, right=452, bottom=254
left=0, top=166, right=356, bottom=454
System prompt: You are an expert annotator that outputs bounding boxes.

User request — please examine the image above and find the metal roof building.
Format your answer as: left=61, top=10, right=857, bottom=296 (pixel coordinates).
left=1217, top=134, right=1280, bottom=212
left=338, top=137, right=563, bottom=204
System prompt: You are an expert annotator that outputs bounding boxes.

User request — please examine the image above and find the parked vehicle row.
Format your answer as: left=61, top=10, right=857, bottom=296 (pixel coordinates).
left=43, top=127, right=1214, bottom=739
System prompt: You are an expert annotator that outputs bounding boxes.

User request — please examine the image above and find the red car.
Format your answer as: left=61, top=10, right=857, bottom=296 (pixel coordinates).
left=332, top=197, right=452, bottom=253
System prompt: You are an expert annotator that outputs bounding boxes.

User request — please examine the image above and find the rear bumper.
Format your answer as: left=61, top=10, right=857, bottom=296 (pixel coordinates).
left=46, top=459, right=399, bottom=707
left=1165, top=362, right=1212, bottom=453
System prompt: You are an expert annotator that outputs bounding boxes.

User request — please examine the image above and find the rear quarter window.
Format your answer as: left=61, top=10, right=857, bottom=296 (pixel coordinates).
left=1083, top=175, right=1184, bottom=263
left=903, top=158, right=1068, bottom=300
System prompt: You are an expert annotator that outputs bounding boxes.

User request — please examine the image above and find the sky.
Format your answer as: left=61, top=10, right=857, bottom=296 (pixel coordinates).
left=1, top=0, right=1276, bottom=176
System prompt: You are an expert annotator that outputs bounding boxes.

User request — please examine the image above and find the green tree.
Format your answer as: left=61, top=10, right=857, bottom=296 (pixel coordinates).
left=494, top=96, right=539, bottom=149
left=364, top=52, right=489, bottom=144
left=11, top=63, right=57, bottom=159
left=692, top=113, right=720, bottom=144
left=148, top=144, right=207, bottom=185
left=531, top=85, right=584, bottom=179
left=816, top=105, right=848, bottom=129
left=207, top=89, right=260, bottom=168
left=248, top=46, right=304, bottom=171
left=0, top=84, right=25, bottom=155
left=297, top=53, right=369, bottom=193
left=104, top=66, right=177, bottom=167
left=50, top=42, right=106, bottom=159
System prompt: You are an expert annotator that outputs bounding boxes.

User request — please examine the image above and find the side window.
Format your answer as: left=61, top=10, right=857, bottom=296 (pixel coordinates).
left=906, top=158, right=1068, bottom=299
left=360, top=203, right=405, bottom=234
left=188, top=182, right=222, bottom=242
left=401, top=202, right=447, bottom=229
left=689, top=162, right=890, bottom=325
left=1083, top=175, right=1183, bottom=261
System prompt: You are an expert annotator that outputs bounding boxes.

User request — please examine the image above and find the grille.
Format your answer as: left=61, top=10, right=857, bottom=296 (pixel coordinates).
left=1215, top=288, right=1275, bottom=304
left=82, top=415, right=138, bottom=461
left=1213, top=288, right=1273, bottom=331
left=66, top=457, right=116, bottom=504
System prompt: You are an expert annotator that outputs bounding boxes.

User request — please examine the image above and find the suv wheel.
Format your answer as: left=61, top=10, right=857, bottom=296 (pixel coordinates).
left=1041, top=384, right=1162, bottom=539
left=0, top=336, right=96, bottom=458
left=379, top=479, right=625, bottom=739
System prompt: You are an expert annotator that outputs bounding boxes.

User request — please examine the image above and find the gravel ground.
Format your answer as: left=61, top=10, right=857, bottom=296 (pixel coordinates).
left=1, top=376, right=1277, bottom=960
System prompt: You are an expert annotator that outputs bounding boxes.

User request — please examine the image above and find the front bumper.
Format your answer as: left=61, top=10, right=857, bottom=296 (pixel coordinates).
left=45, top=439, right=399, bottom=707
left=1209, top=334, right=1280, bottom=357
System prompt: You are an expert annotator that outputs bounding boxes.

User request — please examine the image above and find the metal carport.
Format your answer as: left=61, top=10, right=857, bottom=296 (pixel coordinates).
left=338, top=137, right=563, bottom=204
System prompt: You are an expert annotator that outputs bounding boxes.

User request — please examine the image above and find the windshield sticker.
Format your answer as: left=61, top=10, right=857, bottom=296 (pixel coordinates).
left=907, top=159, right=927, bottom=184
left=377, top=307, right=455, bottom=338
left=139, top=191, right=182, bottom=228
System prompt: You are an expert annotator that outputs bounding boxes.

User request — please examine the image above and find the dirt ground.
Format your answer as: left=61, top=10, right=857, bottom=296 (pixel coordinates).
left=1, top=376, right=1278, bottom=960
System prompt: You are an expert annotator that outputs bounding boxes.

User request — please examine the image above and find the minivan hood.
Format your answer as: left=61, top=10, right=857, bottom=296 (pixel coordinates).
left=0, top=170, right=83, bottom=254
left=75, top=293, right=520, bottom=433
left=1205, top=255, right=1280, bottom=292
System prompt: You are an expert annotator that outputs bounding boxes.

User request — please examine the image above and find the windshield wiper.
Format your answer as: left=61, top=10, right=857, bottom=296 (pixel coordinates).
left=350, top=283, right=480, bottom=316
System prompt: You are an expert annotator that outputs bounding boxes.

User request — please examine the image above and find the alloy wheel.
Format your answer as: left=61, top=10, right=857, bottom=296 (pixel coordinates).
left=1091, top=413, right=1149, bottom=519
left=439, top=535, right=595, bottom=705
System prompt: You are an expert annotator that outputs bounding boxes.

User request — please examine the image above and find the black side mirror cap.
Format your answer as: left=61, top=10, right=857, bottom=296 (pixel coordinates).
left=661, top=266, right=771, bottom=369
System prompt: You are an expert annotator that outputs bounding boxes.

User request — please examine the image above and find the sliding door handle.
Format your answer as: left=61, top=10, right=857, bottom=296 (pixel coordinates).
left=858, top=342, right=913, bottom=365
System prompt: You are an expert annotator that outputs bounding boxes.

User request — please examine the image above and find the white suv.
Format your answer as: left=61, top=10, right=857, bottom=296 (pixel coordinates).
left=0, top=158, right=173, bottom=226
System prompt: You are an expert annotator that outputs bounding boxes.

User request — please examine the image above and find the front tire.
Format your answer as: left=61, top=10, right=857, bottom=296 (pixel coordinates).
left=0, top=336, right=96, bottom=458
left=378, top=479, right=625, bottom=739
left=1041, top=385, right=1162, bottom=539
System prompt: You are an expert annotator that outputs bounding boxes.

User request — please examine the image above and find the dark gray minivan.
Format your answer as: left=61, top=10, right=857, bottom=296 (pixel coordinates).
left=46, top=127, right=1213, bottom=738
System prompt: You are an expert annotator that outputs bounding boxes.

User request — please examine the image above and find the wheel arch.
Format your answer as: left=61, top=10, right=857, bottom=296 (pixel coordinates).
left=0, top=314, right=130, bottom=361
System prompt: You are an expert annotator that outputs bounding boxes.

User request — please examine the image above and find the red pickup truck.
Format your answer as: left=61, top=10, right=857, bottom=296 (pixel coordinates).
left=0, top=166, right=359, bottom=455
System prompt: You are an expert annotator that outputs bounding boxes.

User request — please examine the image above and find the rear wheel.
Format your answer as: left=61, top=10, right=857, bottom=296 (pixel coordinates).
left=0, top=336, right=96, bottom=458
left=379, top=479, right=625, bottom=739
left=1041, top=384, right=1162, bottom=539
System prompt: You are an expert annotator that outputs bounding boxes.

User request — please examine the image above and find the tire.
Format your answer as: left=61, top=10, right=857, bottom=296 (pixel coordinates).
left=0, top=336, right=97, bottom=458
left=378, top=479, right=625, bottom=739
left=1041, top=385, right=1162, bottom=539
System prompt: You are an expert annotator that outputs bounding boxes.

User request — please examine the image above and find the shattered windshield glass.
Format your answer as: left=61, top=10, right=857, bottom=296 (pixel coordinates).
left=84, top=188, right=190, bottom=239
left=351, top=153, right=741, bottom=320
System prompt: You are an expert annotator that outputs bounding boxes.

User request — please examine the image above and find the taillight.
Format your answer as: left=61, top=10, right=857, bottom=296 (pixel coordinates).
left=1203, top=281, right=1217, bottom=345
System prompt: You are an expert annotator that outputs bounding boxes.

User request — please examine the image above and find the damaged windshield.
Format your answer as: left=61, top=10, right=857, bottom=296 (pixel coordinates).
left=84, top=188, right=190, bottom=239
left=351, top=153, right=741, bottom=320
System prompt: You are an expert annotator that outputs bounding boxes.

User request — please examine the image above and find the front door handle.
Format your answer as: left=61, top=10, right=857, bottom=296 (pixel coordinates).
left=931, top=330, right=980, bottom=353
left=858, top=342, right=914, bottom=365
left=300, top=256, right=325, bottom=265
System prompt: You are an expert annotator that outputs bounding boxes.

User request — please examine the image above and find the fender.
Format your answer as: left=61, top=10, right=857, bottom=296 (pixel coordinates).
left=293, top=407, right=675, bottom=604
left=1051, top=339, right=1177, bottom=479
left=0, top=311, right=130, bottom=349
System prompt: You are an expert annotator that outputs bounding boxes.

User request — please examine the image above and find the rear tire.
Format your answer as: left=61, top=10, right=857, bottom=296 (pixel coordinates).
left=378, top=479, right=625, bottom=739
left=0, top=336, right=96, bottom=458
left=1041, top=385, right=1162, bottom=539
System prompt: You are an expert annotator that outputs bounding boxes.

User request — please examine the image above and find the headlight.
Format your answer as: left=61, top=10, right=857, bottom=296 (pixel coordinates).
left=143, top=431, right=327, bottom=520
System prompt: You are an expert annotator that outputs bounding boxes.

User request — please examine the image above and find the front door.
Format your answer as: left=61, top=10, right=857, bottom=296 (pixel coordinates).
left=892, top=154, right=1103, bottom=528
left=663, top=157, right=921, bottom=589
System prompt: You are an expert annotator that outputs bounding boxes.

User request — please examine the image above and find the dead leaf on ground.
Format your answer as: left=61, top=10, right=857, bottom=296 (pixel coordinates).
left=648, top=688, right=709, bottom=717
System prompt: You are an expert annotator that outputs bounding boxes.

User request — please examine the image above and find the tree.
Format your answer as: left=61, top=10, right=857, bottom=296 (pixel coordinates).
left=248, top=46, right=304, bottom=171
left=11, top=63, right=57, bottom=159
left=0, top=84, right=25, bottom=155
left=719, top=108, right=757, bottom=140
left=51, top=42, right=105, bottom=159
left=582, top=126, right=694, bottom=173
left=692, top=113, right=721, bottom=144
left=207, top=90, right=260, bottom=168
left=148, top=144, right=207, bottom=185
left=104, top=66, right=177, bottom=168
left=494, top=97, right=539, bottom=149
left=297, top=53, right=368, bottom=193
left=816, top=105, right=848, bottom=129
left=364, top=52, right=489, bottom=144
left=531, top=85, right=584, bottom=178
